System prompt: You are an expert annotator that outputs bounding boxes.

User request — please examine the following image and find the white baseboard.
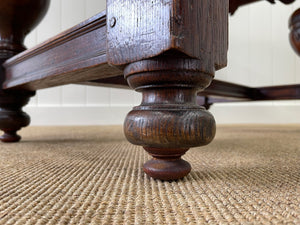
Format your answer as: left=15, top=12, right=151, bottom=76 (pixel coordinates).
left=24, top=106, right=132, bottom=126
left=211, top=102, right=300, bottom=124
left=24, top=103, right=300, bottom=126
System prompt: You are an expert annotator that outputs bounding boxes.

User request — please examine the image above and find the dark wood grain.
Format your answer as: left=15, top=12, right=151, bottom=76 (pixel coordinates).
left=0, top=0, right=50, bottom=54
left=3, top=11, right=123, bottom=91
left=256, top=84, right=300, bottom=100
left=106, top=0, right=229, bottom=180
left=3, top=0, right=297, bottom=92
left=201, top=80, right=255, bottom=99
left=107, top=0, right=228, bottom=72
left=84, top=76, right=255, bottom=98
left=123, top=57, right=217, bottom=180
left=0, top=0, right=48, bottom=142
left=81, top=76, right=300, bottom=103
left=289, top=8, right=300, bottom=57
left=5, top=0, right=296, bottom=92
left=197, top=96, right=245, bottom=110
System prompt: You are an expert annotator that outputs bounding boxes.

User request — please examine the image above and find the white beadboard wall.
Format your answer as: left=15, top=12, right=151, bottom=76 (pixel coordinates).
left=23, top=0, right=300, bottom=125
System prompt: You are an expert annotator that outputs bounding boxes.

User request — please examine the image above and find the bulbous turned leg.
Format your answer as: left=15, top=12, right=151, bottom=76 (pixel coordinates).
left=0, top=90, right=35, bottom=142
left=123, top=57, right=216, bottom=180
left=0, top=0, right=49, bottom=142
left=289, top=8, right=300, bottom=56
left=0, top=58, right=35, bottom=143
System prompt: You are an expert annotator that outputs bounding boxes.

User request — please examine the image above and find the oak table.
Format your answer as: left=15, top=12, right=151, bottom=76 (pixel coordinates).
left=0, top=0, right=298, bottom=180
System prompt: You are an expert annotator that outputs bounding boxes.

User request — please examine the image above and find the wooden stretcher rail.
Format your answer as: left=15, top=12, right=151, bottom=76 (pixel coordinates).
left=84, top=76, right=300, bottom=102
left=3, top=10, right=122, bottom=91
left=81, top=77, right=254, bottom=99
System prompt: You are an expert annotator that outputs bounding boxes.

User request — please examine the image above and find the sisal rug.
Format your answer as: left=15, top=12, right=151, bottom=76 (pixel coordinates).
left=0, top=125, right=300, bottom=224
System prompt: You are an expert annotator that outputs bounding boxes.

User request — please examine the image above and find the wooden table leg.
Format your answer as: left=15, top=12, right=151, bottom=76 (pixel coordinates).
left=0, top=0, right=49, bottom=142
left=289, top=8, right=300, bottom=56
left=107, top=0, right=229, bottom=180
left=123, top=57, right=216, bottom=180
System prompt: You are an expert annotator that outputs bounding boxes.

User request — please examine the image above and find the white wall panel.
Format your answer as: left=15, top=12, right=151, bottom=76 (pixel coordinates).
left=60, top=0, right=87, bottom=106
left=85, top=0, right=111, bottom=108
left=249, top=3, right=273, bottom=86
left=85, top=86, right=110, bottom=106
left=134, top=92, right=142, bottom=106
left=37, top=0, right=62, bottom=43
left=37, top=87, right=62, bottom=106
left=61, top=0, right=86, bottom=30
left=22, top=0, right=300, bottom=124
left=272, top=3, right=295, bottom=85
left=224, top=6, right=250, bottom=85
left=86, top=0, right=106, bottom=17
left=34, top=0, right=63, bottom=106
left=110, top=88, right=135, bottom=106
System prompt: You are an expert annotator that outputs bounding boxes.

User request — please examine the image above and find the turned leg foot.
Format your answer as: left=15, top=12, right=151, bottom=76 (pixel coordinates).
left=0, top=90, right=35, bottom=143
left=0, top=130, right=21, bottom=143
left=143, top=147, right=191, bottom=180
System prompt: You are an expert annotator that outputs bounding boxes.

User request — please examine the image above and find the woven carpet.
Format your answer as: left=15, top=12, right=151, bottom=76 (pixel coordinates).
left=0, top=125, right=300, bottom=224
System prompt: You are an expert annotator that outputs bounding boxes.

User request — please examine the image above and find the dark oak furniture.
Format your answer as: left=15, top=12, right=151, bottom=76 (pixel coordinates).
left=0, top=0, right=298, bottom=180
